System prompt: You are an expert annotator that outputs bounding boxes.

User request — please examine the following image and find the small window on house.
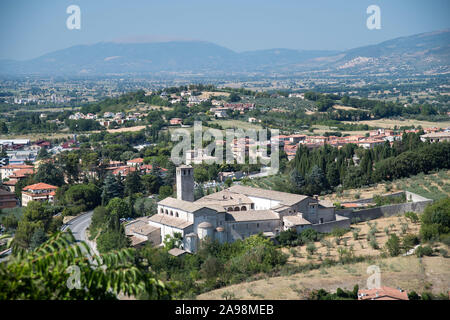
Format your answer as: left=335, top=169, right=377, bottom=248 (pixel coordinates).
left=175, top=212, right=179, bottom=217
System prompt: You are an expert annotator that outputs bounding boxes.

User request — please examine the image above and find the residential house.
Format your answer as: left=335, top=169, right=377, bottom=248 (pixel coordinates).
left=21, top=183, right=58, bottom=207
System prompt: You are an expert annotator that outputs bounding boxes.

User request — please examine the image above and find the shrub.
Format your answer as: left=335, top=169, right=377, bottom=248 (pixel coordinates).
left=416, top=245, right=433, bottom=257
left=369, top=237, right=379, bottom=250
left=385, top=234, right=401, bottom=257
left=306, top=242, right=317, bottom=256
left=408, top=291, right=421, bottom=300
left=440, top=234, right=450, bottom=246
left=402, top=234, right=420, bottom=251
left=420, top=197, right=450, bottom=241
left=337, top=247, right=355, bottom=263
left=401, top=222, right=409, bottom=234
left=405, top=212, right=419, bottom=223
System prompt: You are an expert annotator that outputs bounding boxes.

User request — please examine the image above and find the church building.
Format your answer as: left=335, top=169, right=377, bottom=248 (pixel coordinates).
left=132, top=165, right=350, bottom=252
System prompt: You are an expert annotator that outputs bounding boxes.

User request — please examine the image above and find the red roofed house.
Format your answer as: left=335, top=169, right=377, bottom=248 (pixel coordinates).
left=21, top=183, right=58, bottom=207
left=0, top=164, right=34, bottom=180
left=169, top=118, right=183, bottom=125
left=358, top=286, right=409, bottom=300
left=141, top=164, right=168, bottom=174
left=126, top=158, right=144, bottom=167
left=3, top=167, right=35, bottom=192
left=111, top=166, right=137, bottom=178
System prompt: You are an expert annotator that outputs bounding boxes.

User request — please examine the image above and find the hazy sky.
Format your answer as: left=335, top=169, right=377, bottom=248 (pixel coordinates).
left=1, top=0, right=449, bottom=60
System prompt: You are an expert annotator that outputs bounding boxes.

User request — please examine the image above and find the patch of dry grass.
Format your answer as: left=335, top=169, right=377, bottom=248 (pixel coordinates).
left=343, top=119, right=450, bottom=129
left=198, top=254, right=450, bottom=300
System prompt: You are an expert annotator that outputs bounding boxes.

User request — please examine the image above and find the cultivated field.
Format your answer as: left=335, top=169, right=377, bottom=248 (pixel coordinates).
left=197, top=255, right=450, bottom=300
left=198, top=91, right=230, bottom=99
left=281, top=215, right=422, bottom=264
left=333, top=105, right=368, bottom=112
left=323, top=170, right=450, bottom=202
left=106, top=125, right=147, bottom=133
left=210, top=119, right=264, bottom=131
left=245, top=170, right=450, bottom=203
left=343, top=119, right=450, bottom=129
left=0, top=132, right=75, bottom=142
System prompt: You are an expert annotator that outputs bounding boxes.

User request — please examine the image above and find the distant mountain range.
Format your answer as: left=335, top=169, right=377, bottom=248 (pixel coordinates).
left=1, top=29, right=449, bottom=77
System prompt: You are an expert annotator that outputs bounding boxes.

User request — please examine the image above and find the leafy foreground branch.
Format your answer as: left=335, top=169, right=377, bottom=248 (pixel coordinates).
left=0, top=231, right=171, bottom=300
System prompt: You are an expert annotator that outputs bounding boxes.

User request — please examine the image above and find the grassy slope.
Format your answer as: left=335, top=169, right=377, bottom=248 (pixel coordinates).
left=197, top=255, right=449, bottom=300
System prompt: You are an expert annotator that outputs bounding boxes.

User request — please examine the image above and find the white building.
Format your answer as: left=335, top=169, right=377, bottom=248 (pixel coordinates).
left=132, top=165, right=349, bottom=253
left=21, top=182, right=58, bottom=207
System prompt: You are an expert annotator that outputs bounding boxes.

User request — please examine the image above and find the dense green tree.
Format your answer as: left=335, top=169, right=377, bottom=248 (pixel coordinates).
left=385, top=234, right=401, bottom=257
left=124, top=170, right=142, bottom=196
left=142, top=174, right=162, bottom=194
left=101, top=174, right=124, bottom=205
left=58, top=183, right=101, bottom=213
left=34, top=162, right=65, bottom=187
left=36, top=148, right=50, bottom=160
left=0, top=232, right=170, bottom=299
left=0, top=121, right=8, bottom=134
left=30, top=228, right=48, bottom=249
left=228, top=92, right=241, bottom=102
left=106, top=197, right=132, bottom=219
left=13, top=201, right=62, bottom=249
left=194, top=166, right=209, bottom=183
left=57, top=152, right=81, bottom=184
left=420, top=197, right=450, bottom=241
left=304, top=165, right=327, bottom=195
left=159, top=185, right=173, bottom=199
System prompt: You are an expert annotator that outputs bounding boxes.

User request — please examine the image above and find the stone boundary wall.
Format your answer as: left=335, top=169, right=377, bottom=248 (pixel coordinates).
left=341, top=191, right=406, bottom=205
left=336, top=191, right=432, bottom=223
left=311, top=215, right=351, bottom=233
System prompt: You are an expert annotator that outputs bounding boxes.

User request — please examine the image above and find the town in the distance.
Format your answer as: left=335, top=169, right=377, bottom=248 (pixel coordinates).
left=1, top=81, right=449, bottom=300
left=0, top=2, right=449, bottom=302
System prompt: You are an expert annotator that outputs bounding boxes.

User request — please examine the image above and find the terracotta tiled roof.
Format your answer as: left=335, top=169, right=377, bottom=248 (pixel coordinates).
left=23, top=182, right=58, bottom=191
left=358, top=286, right=409, bottom=300
left=127, top=158, right=144, bottom=163
left=10, top=168, right=34, bottom=178
left=1, top=164, right=34, bottom=170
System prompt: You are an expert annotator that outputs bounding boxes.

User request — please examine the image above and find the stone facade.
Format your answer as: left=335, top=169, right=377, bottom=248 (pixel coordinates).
left=136, top=166, right=351, bottom=252
left=176, top=165, right=194, bottom=202
left=337, top=191, right=432, bottom=222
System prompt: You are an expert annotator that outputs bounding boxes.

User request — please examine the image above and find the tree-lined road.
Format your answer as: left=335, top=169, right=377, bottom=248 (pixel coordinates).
left=62, top=211, right=98, bottom=254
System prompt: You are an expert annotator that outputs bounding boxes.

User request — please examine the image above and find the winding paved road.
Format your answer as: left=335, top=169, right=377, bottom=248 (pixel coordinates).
left=63, top=211, right=93, bottom=242
left=62, top=211, right=98, bottom=255
left=1, top=211, right=96, bottom=263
